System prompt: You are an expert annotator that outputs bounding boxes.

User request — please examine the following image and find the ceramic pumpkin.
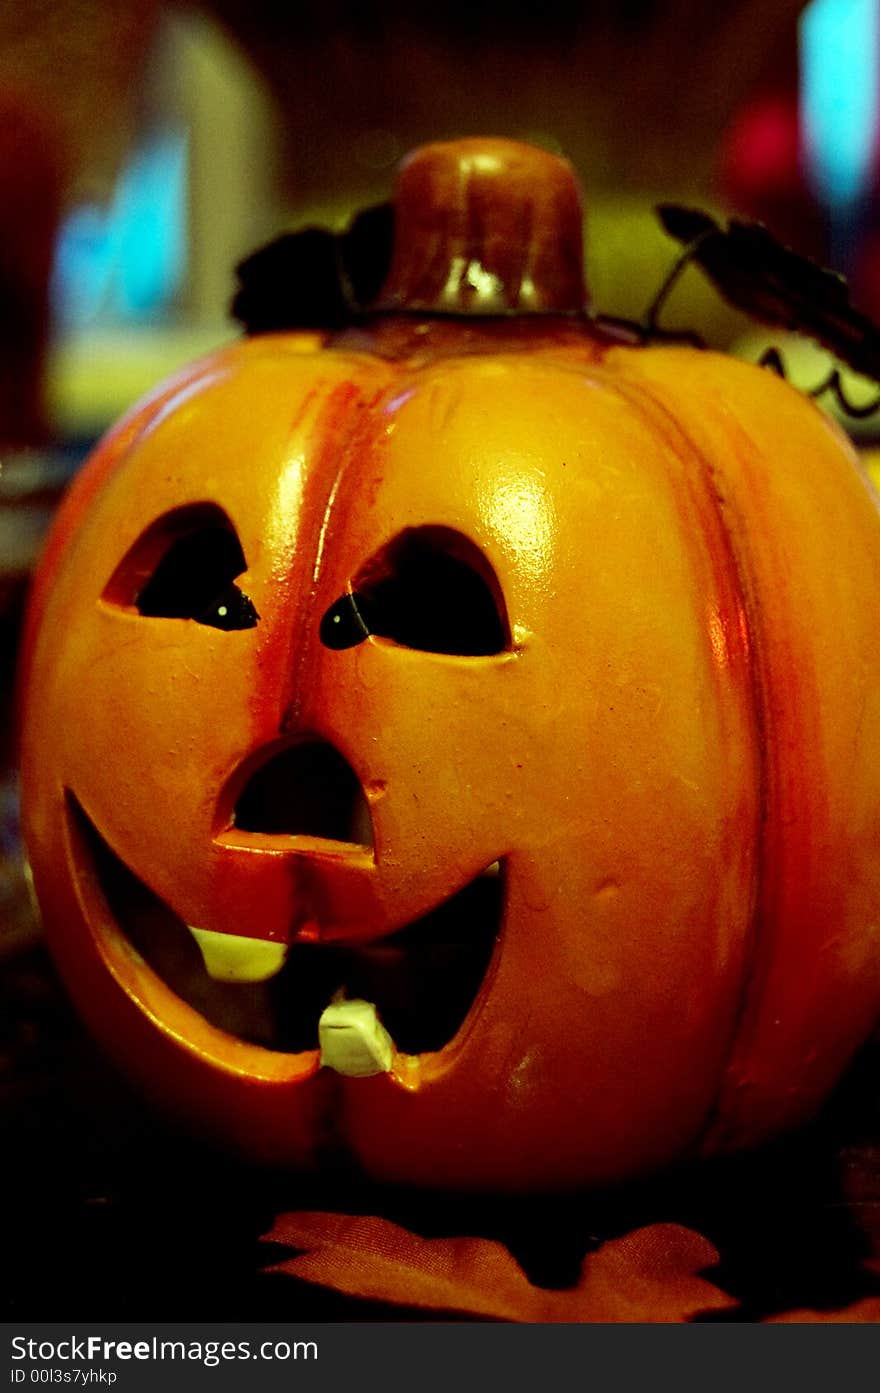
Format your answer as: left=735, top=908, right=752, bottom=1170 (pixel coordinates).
left=18, top=139, right=880, bottom=1192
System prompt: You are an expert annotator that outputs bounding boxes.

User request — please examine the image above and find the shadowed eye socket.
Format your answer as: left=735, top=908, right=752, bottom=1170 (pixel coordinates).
left=103, top=504, right=259, bottom=631
left=321, top=526, right=509, bottom=656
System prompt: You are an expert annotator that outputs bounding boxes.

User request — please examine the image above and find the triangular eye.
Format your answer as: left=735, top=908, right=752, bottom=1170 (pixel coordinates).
left=322, top=527, right=509, bottom=656
left=104, top=504, right=259, bottom=631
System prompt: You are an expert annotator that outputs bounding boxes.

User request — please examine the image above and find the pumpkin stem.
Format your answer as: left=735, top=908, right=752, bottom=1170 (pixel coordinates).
left=375, top=137, right=589, bottom=317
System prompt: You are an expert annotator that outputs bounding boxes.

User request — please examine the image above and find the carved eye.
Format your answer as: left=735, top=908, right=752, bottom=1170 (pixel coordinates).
left=104, top=504, right=259, bottom=631
left=321, top=526, right=509, bottom=656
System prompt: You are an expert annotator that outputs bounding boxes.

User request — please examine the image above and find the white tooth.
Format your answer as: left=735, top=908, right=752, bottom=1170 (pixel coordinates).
left=188, top=926, right=289, bottom=983
left=318, top=997, right=394, bottom=1077
left=482, top=861, right=501, bottom=877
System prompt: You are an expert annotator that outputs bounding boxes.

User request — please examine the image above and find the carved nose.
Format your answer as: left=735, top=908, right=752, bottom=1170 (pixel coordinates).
left=232, top=740, right=373, bottom=847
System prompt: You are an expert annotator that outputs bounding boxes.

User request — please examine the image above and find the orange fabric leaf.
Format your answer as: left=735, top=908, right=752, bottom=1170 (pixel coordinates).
left=765, top=1297, right=880, bottom=1323
left=264, top=1211, right=737, bottom=1322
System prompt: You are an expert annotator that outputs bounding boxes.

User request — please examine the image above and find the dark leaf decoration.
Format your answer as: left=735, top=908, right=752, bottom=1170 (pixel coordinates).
left=339, top=201, right=396, bottom=310
left=656, top=205, right=880, bottom=389
left=231, top=203, right=394, bottom=333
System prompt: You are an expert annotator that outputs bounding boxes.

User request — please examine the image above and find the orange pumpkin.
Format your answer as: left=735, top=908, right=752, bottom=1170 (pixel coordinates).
left=18, top=140, right=880, bottom=1192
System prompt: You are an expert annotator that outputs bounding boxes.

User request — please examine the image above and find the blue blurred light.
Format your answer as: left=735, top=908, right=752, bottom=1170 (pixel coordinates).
left=52, top=128, right=188, bottom=328
left=51, top=205, right=114, bottom=325
left=113, top=131, right=188, bottom=318
left=800, top=0, right=879, bottom=209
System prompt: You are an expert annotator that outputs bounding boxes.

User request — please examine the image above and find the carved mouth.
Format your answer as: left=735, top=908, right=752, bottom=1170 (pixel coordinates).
left=67, top=794, right=504, bottom=1060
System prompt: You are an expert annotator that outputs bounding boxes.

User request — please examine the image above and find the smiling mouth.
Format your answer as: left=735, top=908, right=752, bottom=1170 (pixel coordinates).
left=67, top=795, right=504, bottom=1063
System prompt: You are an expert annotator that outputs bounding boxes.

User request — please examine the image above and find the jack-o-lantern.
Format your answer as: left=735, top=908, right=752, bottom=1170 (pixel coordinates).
left=18, top=139, right=880, bottom=1192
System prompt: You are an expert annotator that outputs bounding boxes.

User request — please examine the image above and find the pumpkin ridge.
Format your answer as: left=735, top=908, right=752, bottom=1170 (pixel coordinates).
left=683, top=384, right=855, bottom=1150
left=274, top=372, right=392, bottom=739
left=615, top=350, right=880, bottom=1153
left=599, top=360, right=769, bottom=1155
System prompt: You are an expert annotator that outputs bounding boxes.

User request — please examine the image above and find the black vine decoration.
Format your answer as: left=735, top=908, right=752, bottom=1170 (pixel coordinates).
left=650, top=207, right=880, bottom=417
left=758, top=348, right=880, bottom=418
left=656, top=207, right=879, bottom=372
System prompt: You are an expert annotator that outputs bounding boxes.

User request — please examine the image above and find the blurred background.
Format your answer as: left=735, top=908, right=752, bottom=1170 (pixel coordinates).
left=5, top=0, right=880, bottom=1319
left=4, top=0, right=880, bottom=453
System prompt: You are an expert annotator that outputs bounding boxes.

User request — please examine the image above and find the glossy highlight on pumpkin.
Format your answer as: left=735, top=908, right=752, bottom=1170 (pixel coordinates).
left=18, top=138, right=880, bottom=1192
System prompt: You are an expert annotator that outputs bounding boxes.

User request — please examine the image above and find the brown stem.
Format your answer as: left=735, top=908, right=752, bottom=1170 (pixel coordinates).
left=376, top=137, right=589, bottom=316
